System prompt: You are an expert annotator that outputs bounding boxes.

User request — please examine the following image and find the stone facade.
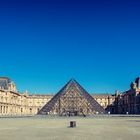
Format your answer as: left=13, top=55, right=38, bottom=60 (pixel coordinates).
left=92, top=94, right=115, bottom=109
left=28, top=94, right=52, bottom=115
left=114, top=77, right=140, bottom=114
left=0, top=77, right=115, bottom=116
left=0, top=77, right=52, bottom=116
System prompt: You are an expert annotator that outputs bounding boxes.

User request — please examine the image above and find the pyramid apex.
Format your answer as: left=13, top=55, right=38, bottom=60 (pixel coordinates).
left=68, top=78, right=77, bottom=84
left=70, top=78, right=76, bottom=81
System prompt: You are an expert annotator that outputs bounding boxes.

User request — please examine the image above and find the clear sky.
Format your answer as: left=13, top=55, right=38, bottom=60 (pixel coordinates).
left=0, top=0, right=140, bottom=94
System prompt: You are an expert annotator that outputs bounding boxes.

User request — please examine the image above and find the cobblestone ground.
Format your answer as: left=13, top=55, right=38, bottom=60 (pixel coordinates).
left=0, top=116, right=140, bottom=140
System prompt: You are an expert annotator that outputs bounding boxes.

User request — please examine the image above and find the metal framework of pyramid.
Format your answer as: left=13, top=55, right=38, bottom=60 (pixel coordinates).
left=38, top=79, right=106, bottom=116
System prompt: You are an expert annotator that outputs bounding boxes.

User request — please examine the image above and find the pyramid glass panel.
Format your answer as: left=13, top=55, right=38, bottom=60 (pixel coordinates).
left=38, top=79, right=106, bottom=116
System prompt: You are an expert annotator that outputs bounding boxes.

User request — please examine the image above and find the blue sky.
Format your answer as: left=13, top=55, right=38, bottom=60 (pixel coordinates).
left=0, top=0, right=140, bottom=94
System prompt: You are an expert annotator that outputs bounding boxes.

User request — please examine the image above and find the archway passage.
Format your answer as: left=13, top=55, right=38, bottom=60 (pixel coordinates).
left=38, top=79, right=106, bottom=116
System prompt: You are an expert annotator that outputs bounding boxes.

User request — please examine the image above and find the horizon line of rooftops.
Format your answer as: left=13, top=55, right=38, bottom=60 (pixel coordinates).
left=0, top=76, right=140, bottom=96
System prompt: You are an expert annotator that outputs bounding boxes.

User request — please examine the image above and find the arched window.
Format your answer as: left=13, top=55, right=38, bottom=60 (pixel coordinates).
left=30, top=108, right=32, bottom=114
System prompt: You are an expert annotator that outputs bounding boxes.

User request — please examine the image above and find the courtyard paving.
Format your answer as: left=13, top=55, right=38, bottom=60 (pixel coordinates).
left=0, top=116, right=140, bottom=140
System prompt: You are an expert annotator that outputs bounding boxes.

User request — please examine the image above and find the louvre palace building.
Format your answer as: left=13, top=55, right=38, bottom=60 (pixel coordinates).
left=0, top=77, right=140, bottom=116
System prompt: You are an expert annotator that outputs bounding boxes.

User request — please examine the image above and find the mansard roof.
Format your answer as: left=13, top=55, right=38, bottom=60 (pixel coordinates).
left=0, top=77, right=12, bottom=90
